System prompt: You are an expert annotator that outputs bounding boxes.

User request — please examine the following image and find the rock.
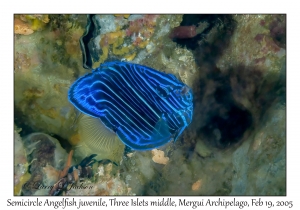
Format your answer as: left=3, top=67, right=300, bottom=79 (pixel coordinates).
left=192, top=179, right=202, bottom=191
left=21, top=133, right=69, bottom=195
left=14, top=128, right=31, bottom=195
left=194, top=140, right=212, bottom=158
left=152, top=149, right=169, bottom=165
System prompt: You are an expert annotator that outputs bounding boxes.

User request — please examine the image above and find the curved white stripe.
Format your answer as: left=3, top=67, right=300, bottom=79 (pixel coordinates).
left=107, top=66, right=160, bottom=118
left=88, top=92, right=153, bottom=138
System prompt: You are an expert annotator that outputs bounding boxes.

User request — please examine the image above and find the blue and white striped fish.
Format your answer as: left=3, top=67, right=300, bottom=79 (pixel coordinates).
left=68, top=61, right=193, bottom=150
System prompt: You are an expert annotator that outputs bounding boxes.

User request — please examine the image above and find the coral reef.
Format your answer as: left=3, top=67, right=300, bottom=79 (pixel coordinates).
left=21, top=133, right=69, bottom=195
left=192, top=179, right=202, bottom=191
left=66, top=163, right=134, bottom=196
left=14, top=19, right=34, bottom=35
left=14, top=128, right=31, bottom=195
left=151, top=149, right=169, bottom=165
left=14, top=15, right=50, bottom=35
left=14, top=15, right=86, bottom=141
left=169, top=25, right=197, bottom=39
left=92, top=14, right=160, bottom=65
left=17, top=132, right=131, bottom=196
left=230, top=103, right=286, bottom=195
left=14, top=14, right=285, bottom=196
left=216, top=15, right=286, bottom=74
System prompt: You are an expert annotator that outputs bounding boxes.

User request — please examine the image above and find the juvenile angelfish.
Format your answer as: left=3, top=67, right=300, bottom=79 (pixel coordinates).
left=68, top=61, right=193, bottom=150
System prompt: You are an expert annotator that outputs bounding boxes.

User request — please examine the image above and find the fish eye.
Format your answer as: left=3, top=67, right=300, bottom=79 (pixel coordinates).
left=181, top=86, right=189, bottom=95
left=179, top=86, right=193, bottom=102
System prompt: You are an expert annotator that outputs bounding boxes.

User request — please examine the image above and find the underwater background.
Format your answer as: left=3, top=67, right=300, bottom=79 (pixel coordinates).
left=14, top=14, right=286, bottom=196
